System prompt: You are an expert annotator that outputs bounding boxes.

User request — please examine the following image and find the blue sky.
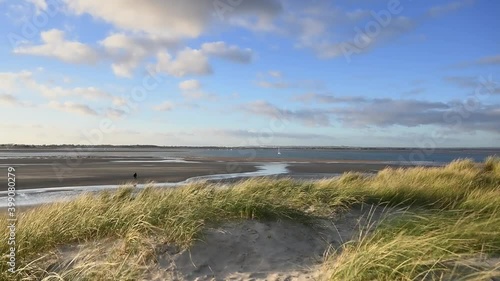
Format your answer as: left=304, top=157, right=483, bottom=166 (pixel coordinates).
left=0, top=0, right=499, bottom=147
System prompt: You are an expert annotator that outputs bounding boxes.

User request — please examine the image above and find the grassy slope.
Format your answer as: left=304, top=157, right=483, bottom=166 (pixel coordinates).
left=1, top=157, right=499, bottom=280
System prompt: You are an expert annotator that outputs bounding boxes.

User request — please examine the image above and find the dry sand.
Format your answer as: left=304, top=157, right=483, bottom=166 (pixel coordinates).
left=52, top=204, right=396, bottom=281
left=153, top=220, right=330, bottom=281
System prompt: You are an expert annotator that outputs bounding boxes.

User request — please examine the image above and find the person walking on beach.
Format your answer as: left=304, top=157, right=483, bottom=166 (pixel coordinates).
left=133, top=172, right=137, bottom=180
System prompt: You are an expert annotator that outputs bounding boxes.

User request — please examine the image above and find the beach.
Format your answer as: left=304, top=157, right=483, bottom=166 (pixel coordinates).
left=1, top=157, right=259, bottom=190
left=0, top=153, right=412, bottom=191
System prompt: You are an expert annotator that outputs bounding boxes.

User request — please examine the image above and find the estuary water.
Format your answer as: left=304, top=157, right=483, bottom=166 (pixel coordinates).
left=1, top=147, right=498, bottom=162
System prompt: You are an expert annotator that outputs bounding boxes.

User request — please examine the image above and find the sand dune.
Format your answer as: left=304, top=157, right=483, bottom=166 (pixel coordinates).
left=152, top=220, right=329, bottom=280
left=48, top=204, right=392, bottom=280
left=148, top=205, right=392, bottom=280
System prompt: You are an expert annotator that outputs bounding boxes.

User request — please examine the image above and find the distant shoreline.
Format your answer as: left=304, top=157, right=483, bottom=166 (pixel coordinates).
left=1, top=145, right=500, bottom=151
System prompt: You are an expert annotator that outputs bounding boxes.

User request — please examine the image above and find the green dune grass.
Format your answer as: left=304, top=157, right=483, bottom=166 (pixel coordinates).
left=1, top=157, right=499, bottom=280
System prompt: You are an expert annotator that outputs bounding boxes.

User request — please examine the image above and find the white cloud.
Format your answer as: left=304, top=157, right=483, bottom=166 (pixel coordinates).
left=100, top=33, right=177, bottom=77
left=179, top=79, right=201, bottom=91
left=48, top=101, right=98, bottom=116
left=313, top=16, right=416, bottom=59
left=256, top=71, right=321, bottom=90
left=1, top=70, right=116, bottom=101
left=50, top=0, right=275, bottom=77
left=241, top=100, right=330, bottom=127
left=32, top=1, right=271, bottom=78
left=99, top=35, right=252, bottom=77
left=38, top=85, right=112, bottom=100
left=64, top=0, right=211, bottom=38
left=13, top=29, right=99, bottom=64
left=177, top=78, right=216, bottom=100
left=268, top=71, right=282, bottom=78
left=153, top=42, right=254, bottom=77
left=257, top=81, right=290, bottom=89
left=201, top=41, right=253, bottom=63
left=239, top=3, right=421, bottom=60
left=230, top=14, right=281, bottom=33
left=456, top=54, right=500, bottom=68
left=153, top=101, right=174, bottom=111
left=1, top=70, right=126, bottom=119
left=293, top=17, right=327, bottom=47
left=100, top=33, right=146, bottom=77
left=0, top=70, right=34, bottom=93
left=427, top=0, right=475, bottom=17
left=0, top=94, right=20, bottom=105
left=182, top=91, right=215, bottom=100
left=155, top=48, right=212, bottom=77
left=105, top=107, right=127, bottom=118
left=63, top=0, right=282, bottom=38
left=476, top=55, right=500, bottom=65
left=112, top=96, right=128, bottom=107
left=278, top=2, right=473, bottom=60
left=211, top=129, right=332, bottom=140
left=292, top=93, right=367, bottom=103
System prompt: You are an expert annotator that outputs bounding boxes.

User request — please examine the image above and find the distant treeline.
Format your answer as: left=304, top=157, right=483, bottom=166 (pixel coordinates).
left=1, top=144, right=499, bottom=151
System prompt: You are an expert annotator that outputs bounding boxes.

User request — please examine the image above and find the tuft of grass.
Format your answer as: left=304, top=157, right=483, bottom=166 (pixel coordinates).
left=484, top=155, right=500, bottom=175
left=445, top=158, right=478, bottom=171
left=326, top=210, right=500, bottom=280
left=1, top=179, right=349, bottom=280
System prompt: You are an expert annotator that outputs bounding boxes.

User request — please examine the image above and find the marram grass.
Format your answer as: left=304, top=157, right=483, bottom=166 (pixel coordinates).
left=325, top=209, right=500, bottom=280
left=0, top=157, right=499, bottom=280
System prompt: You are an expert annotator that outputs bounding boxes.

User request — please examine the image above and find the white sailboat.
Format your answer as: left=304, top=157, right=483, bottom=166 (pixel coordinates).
left=277, top=147, right=281, bottom=155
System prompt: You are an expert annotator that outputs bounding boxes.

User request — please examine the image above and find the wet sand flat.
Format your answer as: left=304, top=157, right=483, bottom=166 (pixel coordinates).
left=0, top=158, right=258, bottom=190
left=0, top=155, right=411, bottom=191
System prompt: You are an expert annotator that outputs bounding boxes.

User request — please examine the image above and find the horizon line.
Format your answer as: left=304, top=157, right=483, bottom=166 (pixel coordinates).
left=1, top=144, right=500, bottom=150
